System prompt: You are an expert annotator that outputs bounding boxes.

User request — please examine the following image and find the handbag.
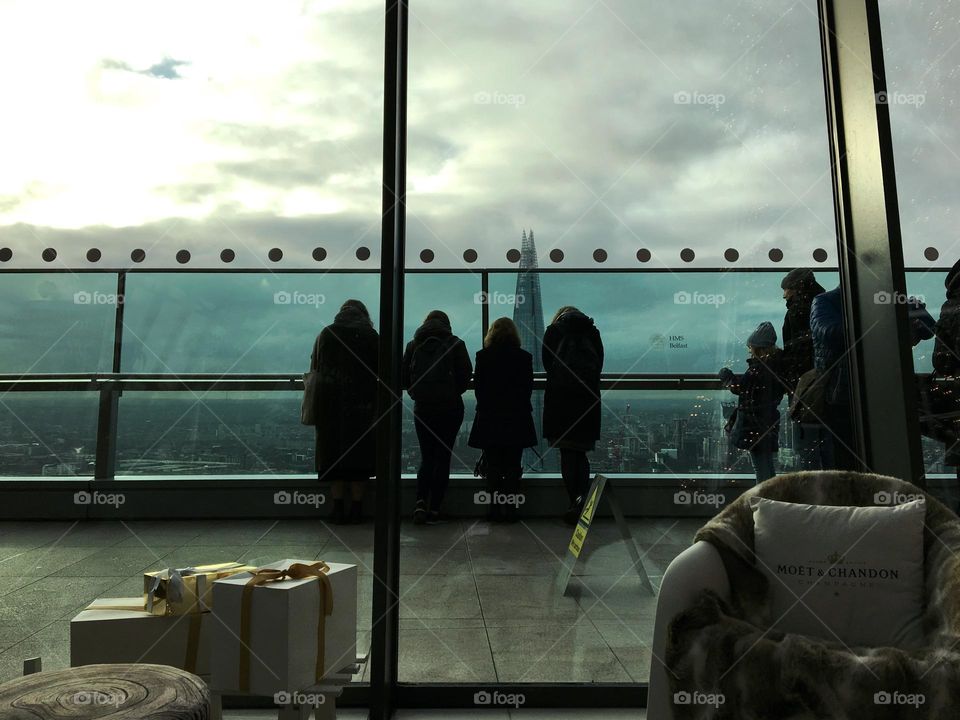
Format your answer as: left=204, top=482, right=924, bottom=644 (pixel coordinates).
left=789, top=368, right=828, bottom=423
left=300, top=337, right=320, bottom=426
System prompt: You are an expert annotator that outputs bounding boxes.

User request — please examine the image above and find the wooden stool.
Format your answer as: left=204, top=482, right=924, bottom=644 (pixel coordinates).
left=0, top=663, right=209, bottom=719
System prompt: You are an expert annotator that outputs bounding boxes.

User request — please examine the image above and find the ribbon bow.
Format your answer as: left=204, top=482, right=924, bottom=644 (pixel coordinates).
left=238, top=561, right=333, bottom=692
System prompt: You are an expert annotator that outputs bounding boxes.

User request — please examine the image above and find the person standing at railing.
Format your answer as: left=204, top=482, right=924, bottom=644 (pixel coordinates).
left=719, top=322, right=786, bottom=484
left=402, top=310, right=472, bottom=525
left=311, top=299, right=379, bottom=524
left=780, top=268, right=825, bottom=470
left=542, top=306, right=603, bottom=525
left=468, top=317, right=536, bottom=523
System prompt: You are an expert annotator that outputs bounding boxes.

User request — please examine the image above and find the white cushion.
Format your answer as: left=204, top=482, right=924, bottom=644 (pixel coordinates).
left=752, top=496, right=925, bottom=649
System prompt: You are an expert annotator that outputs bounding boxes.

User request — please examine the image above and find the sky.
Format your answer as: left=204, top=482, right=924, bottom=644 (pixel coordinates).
left=0, top=0, right=953, bottom=272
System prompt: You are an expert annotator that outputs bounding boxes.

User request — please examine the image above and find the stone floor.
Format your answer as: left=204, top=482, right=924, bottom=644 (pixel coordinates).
left=0, top=517, right=700, bottom=692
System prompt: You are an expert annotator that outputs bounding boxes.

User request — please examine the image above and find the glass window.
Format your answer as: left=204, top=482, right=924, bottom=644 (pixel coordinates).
left=0, top=274, right=117, bottom=373
left=116, top=391, right=314, bottom=476
left=0, top=392, right=99, bottom=476
left=121, top=273, right=379, bottom=373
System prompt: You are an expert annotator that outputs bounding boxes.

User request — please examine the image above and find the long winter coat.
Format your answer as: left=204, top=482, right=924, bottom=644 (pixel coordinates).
left=311, top=306, right=379, bottom=477
left=723, top=352, right=786, bottom=453
left=933, top=268, right=960, bottom=376
left=401, top=318, right=472, bottom=413
left=810, top=286, right=849, bottom=406
left=468, top=345, right=537, bottom=449
left=781, top=279, right=825, bottom=391
left=542, top=310, right=604, bottom=449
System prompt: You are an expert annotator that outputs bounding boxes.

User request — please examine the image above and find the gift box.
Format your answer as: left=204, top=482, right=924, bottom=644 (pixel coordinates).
left=211, top=559, right=357, bottom=695
left=144, top=561, right=256, bottom=616
left=70, top=598, right=211, bottom=675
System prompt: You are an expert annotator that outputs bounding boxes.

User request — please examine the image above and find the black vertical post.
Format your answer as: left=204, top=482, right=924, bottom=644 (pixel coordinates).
left=480, top=270, right=490, bottom=343
left=94, top=271, right=125, bottom=481
left=371, top=0, right=408, bottom=718
left=818, top=0, right=924, bottom=484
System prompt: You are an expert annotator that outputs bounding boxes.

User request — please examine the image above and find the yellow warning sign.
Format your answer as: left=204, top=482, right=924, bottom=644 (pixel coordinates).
left=568, top=524, right=588, bottom=558
left=580, top=486, right=599, bottom=526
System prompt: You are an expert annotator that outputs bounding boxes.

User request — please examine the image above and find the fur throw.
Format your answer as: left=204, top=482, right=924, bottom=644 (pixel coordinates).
left=666, top=471, right=960, bottom=719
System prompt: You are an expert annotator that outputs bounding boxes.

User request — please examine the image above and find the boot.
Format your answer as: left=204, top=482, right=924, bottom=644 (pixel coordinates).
left=414, top=499, right=428, bottom=525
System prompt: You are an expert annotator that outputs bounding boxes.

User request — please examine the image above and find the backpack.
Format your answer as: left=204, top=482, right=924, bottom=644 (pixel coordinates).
left=789, top=367, right=828, bottom=423
left=551, top=330, right=601, bottom=389
left=408, top=335, right=457, bottom=403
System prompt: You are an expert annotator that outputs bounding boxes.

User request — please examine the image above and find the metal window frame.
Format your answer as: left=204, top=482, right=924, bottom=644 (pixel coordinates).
left=0, top=0, right=930, bottom=715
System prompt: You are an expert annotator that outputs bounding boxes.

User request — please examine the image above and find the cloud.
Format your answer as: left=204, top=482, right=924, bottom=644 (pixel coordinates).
left=101, top=56, right=190, bottom=80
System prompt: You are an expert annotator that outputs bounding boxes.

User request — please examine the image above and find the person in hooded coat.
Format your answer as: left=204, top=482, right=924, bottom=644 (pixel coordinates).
left=468, top=317, right=537, bottom=522
left=780, top=268, right=826, bottom=469
left=542, top=306, right=603, bottom=525
left=311, top=299, right=379, bottom=524
left=719, top=321, right=787, bottom=484
left=402, top=310, right=472, bottom=524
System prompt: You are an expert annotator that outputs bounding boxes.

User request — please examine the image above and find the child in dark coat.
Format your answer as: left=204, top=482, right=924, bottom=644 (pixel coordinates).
left=719, top=322, right=787, bottom=484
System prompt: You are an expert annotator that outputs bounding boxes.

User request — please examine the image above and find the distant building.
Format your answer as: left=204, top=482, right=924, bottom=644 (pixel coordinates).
left=513, top=229, right=548, bottom=471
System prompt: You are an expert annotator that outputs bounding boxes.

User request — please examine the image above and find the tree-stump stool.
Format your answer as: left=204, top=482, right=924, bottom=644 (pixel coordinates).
left=0, top=663, right=209, bottom=719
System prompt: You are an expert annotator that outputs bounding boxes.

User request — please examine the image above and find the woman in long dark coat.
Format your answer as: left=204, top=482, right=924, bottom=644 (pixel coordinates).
left=468, top=317, right=537, bottom=522
left=541, top=306, right=603, bottom=525
left=311, top=298, right=379, bottom=524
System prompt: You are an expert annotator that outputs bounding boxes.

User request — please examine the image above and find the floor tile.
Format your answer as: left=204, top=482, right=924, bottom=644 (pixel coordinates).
left=398, top=627, right=496, bottom=683
left=487, top=620, right=631, bottom=683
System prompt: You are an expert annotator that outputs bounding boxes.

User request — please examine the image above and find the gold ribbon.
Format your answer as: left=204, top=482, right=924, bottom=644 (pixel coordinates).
left=238, top=561, right=333, bottom=692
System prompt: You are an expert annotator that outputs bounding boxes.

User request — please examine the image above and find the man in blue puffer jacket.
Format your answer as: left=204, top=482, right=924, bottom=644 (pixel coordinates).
left=809, top=286, right=857, bottom=470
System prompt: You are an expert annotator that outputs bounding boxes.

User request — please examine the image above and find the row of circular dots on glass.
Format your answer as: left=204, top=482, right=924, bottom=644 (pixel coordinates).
left=0, top=246, right=945, bottom=264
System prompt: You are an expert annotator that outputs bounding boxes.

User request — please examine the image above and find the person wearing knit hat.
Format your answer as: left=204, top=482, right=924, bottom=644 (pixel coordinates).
left=718, top=322, right=787, bottom=484
left=781, top=268, right=816, bottom=292
left=747, top=321, right=777, bottom=348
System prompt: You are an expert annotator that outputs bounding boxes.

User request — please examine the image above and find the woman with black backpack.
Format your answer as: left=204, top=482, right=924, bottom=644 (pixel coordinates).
left=402, top=310, right=472, bottom=524
left=542, top=306, right=603, bottom=525
left=468, top=317, right=536, bottom=522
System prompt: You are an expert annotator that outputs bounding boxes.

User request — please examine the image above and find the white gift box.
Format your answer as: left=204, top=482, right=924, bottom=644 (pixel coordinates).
left=211, top=559, right=357, bottom=695
left=70, top=597, right=211, bottom=675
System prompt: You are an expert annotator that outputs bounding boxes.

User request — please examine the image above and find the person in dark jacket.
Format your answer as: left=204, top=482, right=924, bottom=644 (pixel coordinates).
left=402, top=310, right=472, bottom=524
left=780, top=268, right=826, bottom=469
left=312, top=299, right=379, bottom=524
left=719, top=322, right=787, bottom=484
left=542, top=306, right=603, bottom=525
left=809, top=286, right=857, bottom=470
left=468, top=317, right=536, bottom=522
left=931, top=261, right=960, bottom=471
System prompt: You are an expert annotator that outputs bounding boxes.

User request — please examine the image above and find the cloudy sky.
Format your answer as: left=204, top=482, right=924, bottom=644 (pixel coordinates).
left=1, top=0, right=950, bottom=272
